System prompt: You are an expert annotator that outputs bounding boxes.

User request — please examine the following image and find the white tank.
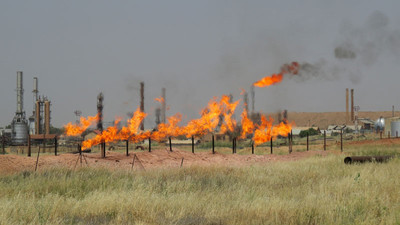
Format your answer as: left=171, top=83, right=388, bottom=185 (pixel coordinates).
left=391, top=121, right=400, bottom=137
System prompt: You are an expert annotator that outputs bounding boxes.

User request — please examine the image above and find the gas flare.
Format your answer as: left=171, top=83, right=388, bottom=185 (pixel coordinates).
left=80, top=107, right=148, bottom=150
left=253, top=62, right=300, bottom=87
left=154, top=97, right=164, bottom=103
left=65, top=94, right=293, bottom=150
left=64, top=114, right=99, bottom=136
left=253, top=116, right=292, bottom=145
left=239, top=108, right=254, bottom=139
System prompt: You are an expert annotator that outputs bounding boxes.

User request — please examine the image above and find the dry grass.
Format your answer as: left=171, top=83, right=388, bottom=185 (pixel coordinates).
left=1, top=141, right=400, bottom=225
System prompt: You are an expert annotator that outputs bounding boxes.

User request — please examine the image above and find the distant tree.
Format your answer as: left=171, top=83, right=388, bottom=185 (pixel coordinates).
left=5, top=125, right=11, bottom=129
left=50, top=126, right=64, bottom=135
left=299, top=128, right=319, bottom=138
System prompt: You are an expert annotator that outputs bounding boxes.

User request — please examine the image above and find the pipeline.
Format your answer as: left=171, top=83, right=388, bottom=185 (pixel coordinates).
left=344, top=156, right=393, bottom=164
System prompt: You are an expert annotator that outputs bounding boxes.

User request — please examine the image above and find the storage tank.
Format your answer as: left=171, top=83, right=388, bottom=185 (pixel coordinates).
left=12, top=121, right=28, bottom=145
left=391, top=121, right=400, bottom=137
left=11, top=71, right=28, bottom=145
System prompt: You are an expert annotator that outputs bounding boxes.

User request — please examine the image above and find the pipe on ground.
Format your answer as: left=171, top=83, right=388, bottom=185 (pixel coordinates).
left=344, top=156, right=393, bottom=164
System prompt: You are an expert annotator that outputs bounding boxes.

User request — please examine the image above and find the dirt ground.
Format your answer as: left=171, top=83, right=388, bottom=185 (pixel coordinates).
left=2, top=136, right=398, bottom=175
left=0, top=147, right=334, bottom=175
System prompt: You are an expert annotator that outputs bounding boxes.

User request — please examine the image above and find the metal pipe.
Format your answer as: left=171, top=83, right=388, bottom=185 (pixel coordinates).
left=140, top=82, right=145, bottom=131
left=351, top=89, right=354, bottom=121
left=162, top=87, right=166, bottom=123
left=44, top=100, right=50, bottom=134
left=27, top=135, right=31, bottom=156
left=344, top=156, right=393, bottom=164
left=2, top=135, right=6, bottom=154
left=16, top=71, right=24, bottom=114
left=346, top=88, right=349, bottom=123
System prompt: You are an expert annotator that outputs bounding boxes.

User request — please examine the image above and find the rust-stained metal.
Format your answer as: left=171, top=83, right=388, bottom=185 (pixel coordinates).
left=344, top=156, right=393, bottom=164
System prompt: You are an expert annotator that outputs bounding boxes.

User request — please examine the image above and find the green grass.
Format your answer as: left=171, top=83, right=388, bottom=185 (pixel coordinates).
left=1, top=151, right=400, bottom=224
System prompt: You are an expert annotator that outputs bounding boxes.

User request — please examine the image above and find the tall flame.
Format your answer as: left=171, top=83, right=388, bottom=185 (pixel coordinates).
left=253, top=62, right=300, bottom=87
left=64, top=114, right=99, bottom=136
left=239, top=108, right=254, bottom=139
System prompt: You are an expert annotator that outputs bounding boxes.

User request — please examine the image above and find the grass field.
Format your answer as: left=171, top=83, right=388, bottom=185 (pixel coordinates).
left=0, top=139, right=399, bottom=224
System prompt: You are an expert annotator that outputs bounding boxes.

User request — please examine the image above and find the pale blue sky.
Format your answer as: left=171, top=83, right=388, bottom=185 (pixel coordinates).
left=1, top=1, right=399, bottom=128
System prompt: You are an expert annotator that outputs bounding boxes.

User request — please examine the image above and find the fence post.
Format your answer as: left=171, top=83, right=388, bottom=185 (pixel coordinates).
left=192, top=136, right=194, bottom=153
left=212, top=134, right=215, bottom=154
left=270, top=138, right=273, bottom=154
left=126, top=140, right=129, bottom=156
left=307, top=133, right=309, bottom=151
left=27, top=135, right=31, bottom=157
left=232, top=138, right=235, bottom=154
left=54, top=137, right=57, bottom=156
left=169, top=137, right=172, bottom=152
left=324, top=130, right=326, bottom=151
left=148, top=138, right=151, bottom=152
left=340, top=129, right=343, bottom=152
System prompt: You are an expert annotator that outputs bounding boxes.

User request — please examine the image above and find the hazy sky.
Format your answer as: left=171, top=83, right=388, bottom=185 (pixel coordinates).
left=1, top=1, right=400, bottom=128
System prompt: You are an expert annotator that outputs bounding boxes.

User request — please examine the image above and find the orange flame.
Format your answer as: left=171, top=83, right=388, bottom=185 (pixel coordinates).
left=155, top=97, right=165, bottom=103
left=151, top=113, right=183, bottom=141
left=239, top=108, right=254, bottom=139
left=64, top=114, right=99, bottom=136
left=253, top=62, right=300, bottom=87
left=253, top=116, right=292, bottom=146
left=67, top=94, right=294, bottom=151
left=80, top=107, right=148, bottom=150
left=220, top=95, right=239, bottom=133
